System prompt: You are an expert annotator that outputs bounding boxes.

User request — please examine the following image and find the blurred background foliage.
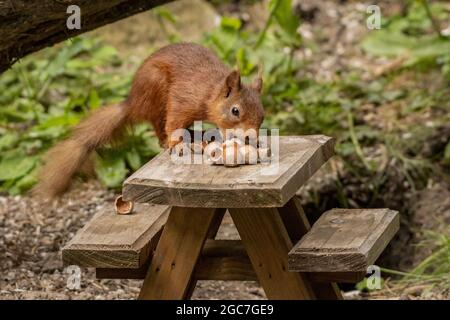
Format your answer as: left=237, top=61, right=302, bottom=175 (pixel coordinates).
left=1, top=0, right=449, bottom=195
left=0, top=0, right=449, bottom=297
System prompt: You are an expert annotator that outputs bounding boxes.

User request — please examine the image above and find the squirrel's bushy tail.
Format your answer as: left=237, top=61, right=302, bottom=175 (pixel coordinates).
left=33, top=104, right=129, bottom=199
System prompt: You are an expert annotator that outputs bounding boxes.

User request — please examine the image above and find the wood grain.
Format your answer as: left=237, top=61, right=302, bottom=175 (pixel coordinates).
left=123, top=135, right=335, bottom=208
left=138, top=206, right=216, bottom=300
left=184, top=208, right=226, bottom=299
left=308, top=272, right=366, bottom=283
left=229, top=207, right=316, bottom=299
left=288, top=208, right=399, bottom=272
left=194, top=240, right=256, bottom=281
left=95, top=239, right=362, bottom=283
left=96, top=239, right=255, bottom=281
left=278, top=197, right=342, bottom=299
left=62, top=203, right=169, bottom=268
left=0, top=0, right=172, bottom=74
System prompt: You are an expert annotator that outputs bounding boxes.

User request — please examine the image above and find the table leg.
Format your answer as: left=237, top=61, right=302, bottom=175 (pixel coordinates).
left=206, top=208, right=226, bottom=239
left=138, top=206, right=217, bottom=300
left=229, top=207, right=316, bottom=299
left=278, top=197, right=343, bottom=300
left=183, top=208, right=226, bottom=299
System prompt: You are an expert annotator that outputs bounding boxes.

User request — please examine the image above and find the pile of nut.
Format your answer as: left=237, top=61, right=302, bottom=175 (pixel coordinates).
left=189, top=138, right=272, bottom=167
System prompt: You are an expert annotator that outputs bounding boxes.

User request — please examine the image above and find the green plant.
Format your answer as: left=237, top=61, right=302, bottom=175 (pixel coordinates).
left=0, top=37, right=160, bottom=194
left=362, top=0, right=450, bottom=70
left=381, top=231, right=450, bottom=293
left=203, top=0, right=348, bottom=137
left=1, top=0, right=448, bottom=197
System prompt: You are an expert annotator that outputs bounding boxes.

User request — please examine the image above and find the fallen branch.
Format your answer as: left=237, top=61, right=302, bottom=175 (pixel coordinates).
left=0, top=0, right=173, bottom=74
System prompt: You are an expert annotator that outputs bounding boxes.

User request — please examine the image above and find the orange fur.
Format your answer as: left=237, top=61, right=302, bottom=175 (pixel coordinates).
left=33, top=104, right=128, bottom=198
left=34, top=43, right=264, bottom=198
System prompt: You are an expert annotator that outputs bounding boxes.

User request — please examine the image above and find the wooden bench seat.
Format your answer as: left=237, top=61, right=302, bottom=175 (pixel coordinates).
left=62, top=203, right=169, bottom=269
left=288, top=208, right=399, bottom=273
left=63, top=205, right=399, bottom=287
left=60, top=134, right=401, bottom=300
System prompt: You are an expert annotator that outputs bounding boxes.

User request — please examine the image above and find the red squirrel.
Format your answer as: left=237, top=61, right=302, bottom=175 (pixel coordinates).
left=34, top=43, right=265, bottom=198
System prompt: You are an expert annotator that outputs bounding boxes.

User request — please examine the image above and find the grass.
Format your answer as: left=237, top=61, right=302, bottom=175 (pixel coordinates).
left=380, top=232, right=450, bottom=296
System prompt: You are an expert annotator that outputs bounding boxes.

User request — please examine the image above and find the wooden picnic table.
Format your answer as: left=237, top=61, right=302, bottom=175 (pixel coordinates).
left=62, top=135, right=399, bottom=300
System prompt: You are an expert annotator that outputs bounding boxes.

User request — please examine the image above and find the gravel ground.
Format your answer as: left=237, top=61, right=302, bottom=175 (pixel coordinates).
left=1, top=179, right=447, bottom=300
left=0, top=181, right=269, bottom=300
left=1, top=0, right=448, bottom=300
left=0, top=0, right=357, bottom=301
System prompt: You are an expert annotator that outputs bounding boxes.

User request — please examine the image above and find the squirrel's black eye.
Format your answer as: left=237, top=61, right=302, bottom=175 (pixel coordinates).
left=231, top=106, right=240, bottom=117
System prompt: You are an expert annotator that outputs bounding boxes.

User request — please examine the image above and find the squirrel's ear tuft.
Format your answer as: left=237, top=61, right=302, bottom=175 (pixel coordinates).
left=225, top=70, right=241, bottom=97
left=252, top=77, right=263, bottom=93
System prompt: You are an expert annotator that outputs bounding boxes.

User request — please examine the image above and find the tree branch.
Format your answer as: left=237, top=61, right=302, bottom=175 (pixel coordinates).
left=0, top=0, right=173, bottom=74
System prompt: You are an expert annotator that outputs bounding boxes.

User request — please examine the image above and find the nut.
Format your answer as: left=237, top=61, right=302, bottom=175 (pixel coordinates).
left=222, top=140, right=242, bottom=167
left=239, top=145, right=258, bottom=164
left=114, top=195, right=134, bottom=215
left=191, top=141, right=207, bottom=154
left=258, top=147, right=271, bottom=163
left=204, top=141, right=223, bottom=164
left=224, top=138, right=245, bottom=148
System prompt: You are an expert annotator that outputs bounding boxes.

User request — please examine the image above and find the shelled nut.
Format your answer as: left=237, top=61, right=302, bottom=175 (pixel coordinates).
left=222, top=139, right=242, bottom=167
left=258, top=147, right=271, bottom=163
left=239, top=145, right=258, bottom=164
left=114, top=195, right=134, bottom=215
left=204, top=141, right=223, bottom=164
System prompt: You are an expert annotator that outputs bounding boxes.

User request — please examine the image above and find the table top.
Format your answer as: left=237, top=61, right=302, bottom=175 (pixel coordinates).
left=123, top=135, right=334, bottom=208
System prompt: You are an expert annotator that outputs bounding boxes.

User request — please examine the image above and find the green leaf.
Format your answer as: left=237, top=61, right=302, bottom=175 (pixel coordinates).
left=89, top=89, right=101, bottom=109
left=356, top=277, right=385, bottom=292
left=271, top=0, right=301, bottom=44
left=362, top=30, right=416, bottom=57
left=336, top=141, right=356, bottom=157
left=154, top=8, right=178, bottom=24
left=125, top=148, right=142, bottom=171
left=444, top=142, right=450, bottom=160
left=139, top=135, right=161, bottom=158
left=0, top=133, right=19, bottom=151
left=36, top=114, right=80, bottom=130
left=220, top=16, right=242, bottom=31
left=361, top=2, right=450, bottom=68
left=95, top=154, right=128, bottom=188
left=12, top=166, right=39, bottom=194
left=92, top=45, right=118, bottom=61
left=236, top=48, right=255, bottom=76
left=0, top=154, right=37, bottom=181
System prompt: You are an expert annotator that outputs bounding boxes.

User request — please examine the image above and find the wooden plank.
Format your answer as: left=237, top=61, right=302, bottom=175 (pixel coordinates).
left=138, top=207, right=216, bottom=300
left=97, top=240, right=254, bottom=281
left=62, top=203, right=169, bottom=268
left=308, top=272, right=366, bottom=283
left=183, top=208, right=226, bottom=299
left=206, top=209, right=226, bottom=239
left=97, top=257, right=256, bottom=281
left=288, top=208, right=400, bottom=272
left=97, top=260, right=151, bottom=279
left=194, top=256, right=257, bottom=281
left=229, top=207, right=316, bottom=299
left=97, top=266, right=365, bottom=283
left=96, top=239, right=256, bottom=281
left=278, top=197, right=342, bottom=299
left=95, top=239, right=359, bottom=283
left=195, top=239, right=256, bottom=281
left=278, top=196, right=311, bottom=243
left=123, top=135, right=335, bottom=208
